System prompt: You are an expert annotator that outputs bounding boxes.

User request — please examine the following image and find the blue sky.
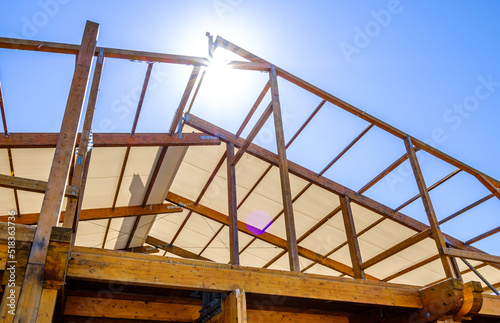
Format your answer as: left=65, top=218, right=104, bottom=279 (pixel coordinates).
left=1, top=1, right=500, bottom=253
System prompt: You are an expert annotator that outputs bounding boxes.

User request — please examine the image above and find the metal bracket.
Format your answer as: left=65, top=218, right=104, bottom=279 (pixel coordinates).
left=195, top=292, right=226, bottom=322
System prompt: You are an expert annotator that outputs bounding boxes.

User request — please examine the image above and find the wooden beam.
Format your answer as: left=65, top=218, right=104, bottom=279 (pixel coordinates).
left=63, top=49, right=104, bottom=235
left=212, top=289, right=247, bottom=323
left=361, top=229, right=432, bottom=270
left=340, top=196, right=365, bottom=279
left=443, top=248, right=500, bottom=264
left=269, top=65, right=300, bottom=272
left=14, top=22, right=99, bottom=322
left=319, top=124, right=373, bottom=176
left=439, top=194, right=493, bottom=225
left=0, top=37, right=209, bottom=66
left=166, top=192, right=376, bottom=279
left=184, top=113, right=428, bottom=232
left=466, top=225, right=500, bottom=245
left=480, top=294, right=500, bottom=316
left=0, top=80, right=7, bottom=135
left=0, top=132, right=221, bottom=148
left=232, top=101, right=272, bottom=165
left=64, top=295, right=199, bottom=321
left=404, top=135, right=456, bottom=279
left=0, top=204, right=182, bottom=225
left=145, top=236, right=212, bottom=261
left=382, top=254, right=440, bottom=282
left=357, top=151, right=411, bottom=195
left=67, top=246, right=421, bottom=308
left=214, top=35, right=500, bottom=191
left=227, top=142, right=239, bottom=265
left=236, top=81, right=271, bottom=138
left=186, top=69, right=206, bottom=114
left=395, top=169, right=461, bottom=212
left=130, top=63, right=154, bottom=135
left=0, top=174, right=78, bottom=198
left=168, top=66, right=201, bottom=135
left=285, top=100, right=326, bottom=149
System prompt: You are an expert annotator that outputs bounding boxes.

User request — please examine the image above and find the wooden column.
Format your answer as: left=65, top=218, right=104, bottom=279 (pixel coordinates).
left=14, top=21, right=99, bottom=323
left=227, top=142, right=240, bottom=265
left=269, top=65, right=300, bottom=272
left=63, top=48, right=105, bottom=240
left=208, top=289, right=247, bottom=323
left=340, top=196, right=366, bottom=279
left=404, top=135, right=456, bottom=279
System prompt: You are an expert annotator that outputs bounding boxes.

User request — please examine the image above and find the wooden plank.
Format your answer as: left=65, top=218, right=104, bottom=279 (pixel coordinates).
left=269, top=65, right=300, bottom=272
left=63, top=51, right=104, bottom=233
left=357, top=152, right=410, bottom=194
left=466, top=225, right=500, bottom=245
left=340, top=196, right=365, bottom=279
left=145, top=236, right=211, bottom=261
left=443, top=248, right=500, bottom=264
left=395, top=169, right=461, bottom=212
left=0, top=174, right=78, bottom=198
left=168, top=66, right=201, bottom=135
left=0, top=80, right=8, bottom=134
left=35, top=289, right=57, bottom=323
left=319, top=124, right=373, bottom=176
left=232, top=102, right=273, bottom=165
left=236, top=81, right=270, bottom=137
left=247, top=310, right=348, bottom=323
left=286, top=100, right=326, bottom=148
left=215, top=35, right=500, bottom=191
left=480, top=294, right=500, bottom=316
left=0, top=132, right=221, bottom=148
left=64, top=296, right=199, bottom=321
left=166, top=192, right=377, bottom=280
left=213, top=289, right=247, bottom=323
left=227, top=143, right=239, bottom=265
left=131, top=63, right=154, bottom=135
left=0, top=286, right=20, bottom=323
left=439, top=194, right=493, bottom=225
left=404, top=135, right=456, bottom=279
left=0, top=204, right=182, bottom=225
left=14, top=21, right=99, bottom=323
left=186, top=69, right=206, bottom=114
left=67, top=246, right=420, bottom=308
left=361, top=229, right=432, bottom=270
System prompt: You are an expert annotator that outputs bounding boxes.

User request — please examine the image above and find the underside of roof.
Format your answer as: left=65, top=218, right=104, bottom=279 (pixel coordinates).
left=0, top=21, right=499, bottom=322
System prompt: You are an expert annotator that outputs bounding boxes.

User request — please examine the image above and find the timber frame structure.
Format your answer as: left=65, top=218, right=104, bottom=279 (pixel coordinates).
left=0, top=21, right=499, bottom=322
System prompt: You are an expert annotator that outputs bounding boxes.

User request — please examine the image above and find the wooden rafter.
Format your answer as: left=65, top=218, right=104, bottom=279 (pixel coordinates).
left=130, top=63, right=154, bottom=135
left=214, top=35, right=500, bottom=192
left=285, top=100, right=326, bottom=149
left=145, top=236, right=211, bottom=261
left=168, top=66, right=201, bottom=135
left=466, top=225, right=500, bottom=245
left=235, top=81, right=270, bottom=138
left=232, top=101, right=272, bottom=166
left=395, top=168, right=461, bottom=212
left=404, top=135, right=457, bottom=279
left=439, top=193, right=494, bottom=225
left=166, top=191, right=377, bottom=279
left=0, top=132, right=221, bottom=148
left=319, top=124, right=373, bottom=176
left=383, top=254, right=441, bottom=282
left=0, top=173, right=79, bottom=198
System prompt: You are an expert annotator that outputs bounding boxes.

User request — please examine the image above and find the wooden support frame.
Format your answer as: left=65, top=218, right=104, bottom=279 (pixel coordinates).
left=0, top=174, right=79, bottom=198
left=466, top=224, right=500, bottom=245
left=340, top=196, right=366, bottom=279
left=235, top=81, right=270, bottom=138
left=130, top=63, right=154, bottom=135
left=226, top=142, right=239, bottom=265
left=168, top=66, right=201, bottom=135
left=145, top=236, right=211, bottom=261
left=231, top=102, right=273, bottom=165
left=269, top=65, right=300, bottom=272
left=62, top=47, right=105, bottom=236
left=285, top=99, right=325, bottom=149
left=14, top=21, right=99, bottom=323
left=439, top=193, right=493, bottom=225
left=0, top=132, right=221, bottom=148
left=404, top=135, right=457, bottom=279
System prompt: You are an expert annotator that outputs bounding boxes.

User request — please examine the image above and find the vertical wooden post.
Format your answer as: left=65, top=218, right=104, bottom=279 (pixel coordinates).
left=269, top=65, right=300, bottom=272
left=404, top=135, right=456, bottom=279
left=340, top=196, right=366, bottom=279
left=227, top=142, right=240, bottom=265
left=63, top=50, right=104, bottom=240
left=14, top=21, right=99, bottom=323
